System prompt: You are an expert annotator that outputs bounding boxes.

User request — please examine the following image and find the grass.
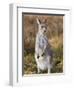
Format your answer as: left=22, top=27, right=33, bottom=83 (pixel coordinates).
left=24, top=52, right=37, bottom=74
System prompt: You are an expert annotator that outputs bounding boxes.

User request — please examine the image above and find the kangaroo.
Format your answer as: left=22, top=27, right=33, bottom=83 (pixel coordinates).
left=35, top=18, right=53, bottom=73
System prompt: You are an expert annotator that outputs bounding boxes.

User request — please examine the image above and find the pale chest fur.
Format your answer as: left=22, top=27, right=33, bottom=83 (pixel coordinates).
left=35, top=33, right=48, bottom=55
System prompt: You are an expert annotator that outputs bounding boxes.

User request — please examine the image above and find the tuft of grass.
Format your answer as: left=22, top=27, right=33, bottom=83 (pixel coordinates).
left=24, top=53, right=37, bottom=74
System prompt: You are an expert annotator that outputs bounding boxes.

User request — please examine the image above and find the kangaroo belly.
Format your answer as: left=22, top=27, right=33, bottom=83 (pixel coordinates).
left=38, top=60, right=48, bottom=70
left=35, top=54, right=50, bottom=70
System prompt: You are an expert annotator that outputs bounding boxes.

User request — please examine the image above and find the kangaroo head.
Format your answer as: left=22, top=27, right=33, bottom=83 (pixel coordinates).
left=36, top=18, right=47, bottom=35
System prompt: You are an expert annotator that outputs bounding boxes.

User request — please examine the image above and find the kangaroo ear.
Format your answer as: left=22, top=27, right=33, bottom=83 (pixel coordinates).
left=36, top=18, right=41, bottom=24
left=45, top=19, right=47, bottom=23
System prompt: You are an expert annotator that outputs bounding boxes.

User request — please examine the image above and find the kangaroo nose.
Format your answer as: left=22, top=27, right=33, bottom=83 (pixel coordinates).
left=44, top=30, right=46, bottom=32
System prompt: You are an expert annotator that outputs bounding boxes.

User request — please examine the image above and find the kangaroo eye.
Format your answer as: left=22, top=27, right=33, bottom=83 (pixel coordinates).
left=41, top=26, right=44, bottom=28
left=41, top=26, right=47, bottom=29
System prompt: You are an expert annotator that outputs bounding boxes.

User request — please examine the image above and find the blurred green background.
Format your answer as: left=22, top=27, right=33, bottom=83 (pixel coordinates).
left=23, top=14, right=63, bottom=74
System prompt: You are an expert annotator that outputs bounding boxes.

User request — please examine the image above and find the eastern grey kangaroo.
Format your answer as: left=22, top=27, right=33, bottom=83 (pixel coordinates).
left=35, top=18, right=53, bottom=73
